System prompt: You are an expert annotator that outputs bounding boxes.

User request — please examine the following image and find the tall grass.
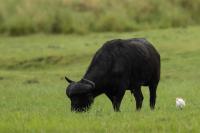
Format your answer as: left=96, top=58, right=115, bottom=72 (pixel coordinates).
left=0, top=0, right=200, bottom=35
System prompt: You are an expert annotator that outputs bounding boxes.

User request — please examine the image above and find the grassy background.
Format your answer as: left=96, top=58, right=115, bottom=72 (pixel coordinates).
left=0, top=0, right=200, bottom=35
left=0, top=26, right=200, bottom=132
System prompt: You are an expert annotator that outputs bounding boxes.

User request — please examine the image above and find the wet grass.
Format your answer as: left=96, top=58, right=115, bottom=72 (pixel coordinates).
left=0, top=26, right=200, bottom=132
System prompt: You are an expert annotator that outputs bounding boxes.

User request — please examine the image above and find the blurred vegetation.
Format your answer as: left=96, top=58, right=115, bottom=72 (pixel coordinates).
left=0, top=0, right=200, bottom=35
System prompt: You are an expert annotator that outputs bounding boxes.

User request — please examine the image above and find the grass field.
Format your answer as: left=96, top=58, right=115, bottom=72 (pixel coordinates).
left=0, top=0, right=200, bottom=35
left=0, top=26, right=200, bottom=133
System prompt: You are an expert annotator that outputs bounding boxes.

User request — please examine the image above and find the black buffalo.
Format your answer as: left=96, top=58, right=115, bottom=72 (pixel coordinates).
left=65, top=38, right=160, bottom=112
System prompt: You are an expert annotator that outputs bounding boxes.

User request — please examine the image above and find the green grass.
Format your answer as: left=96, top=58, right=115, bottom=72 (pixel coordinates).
left=0, top=0, right=200, bottom=35
left=0, top=26, right=200, bottom=132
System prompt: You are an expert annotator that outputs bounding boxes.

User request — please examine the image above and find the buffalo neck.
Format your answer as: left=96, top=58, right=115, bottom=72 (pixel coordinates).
left=83, top=70, right=107, bottom=97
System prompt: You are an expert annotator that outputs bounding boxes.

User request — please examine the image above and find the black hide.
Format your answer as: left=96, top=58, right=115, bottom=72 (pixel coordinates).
left=66, top=38, right=160, bottom=112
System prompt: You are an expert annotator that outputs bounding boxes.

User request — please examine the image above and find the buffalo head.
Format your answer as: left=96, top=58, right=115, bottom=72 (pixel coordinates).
left=65, top=76, right=95, bottom=112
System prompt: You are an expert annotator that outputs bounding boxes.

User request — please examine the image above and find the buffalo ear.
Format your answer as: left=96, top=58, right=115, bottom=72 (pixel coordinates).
left=65, top=76, right=74, bottom=83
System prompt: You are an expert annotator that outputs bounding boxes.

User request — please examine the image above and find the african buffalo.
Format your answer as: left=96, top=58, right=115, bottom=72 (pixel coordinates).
left=65, top=38, right=160, bottom=112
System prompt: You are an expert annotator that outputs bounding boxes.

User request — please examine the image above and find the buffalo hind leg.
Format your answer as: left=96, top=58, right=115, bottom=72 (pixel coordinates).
left=106, top=90, right=125, bottom=112
left=149, top=83, right=158, bottom=110
left=131, top=85, right=143, bottom=110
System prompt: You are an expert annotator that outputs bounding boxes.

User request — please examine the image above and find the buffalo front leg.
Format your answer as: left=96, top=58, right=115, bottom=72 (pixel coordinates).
left=106, top=90, right=125, bottom=112
left=131, top=85, right=143, bottom=110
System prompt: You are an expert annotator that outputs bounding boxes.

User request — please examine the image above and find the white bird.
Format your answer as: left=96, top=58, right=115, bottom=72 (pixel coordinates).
left=176, top=98, right=186, bottom=109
